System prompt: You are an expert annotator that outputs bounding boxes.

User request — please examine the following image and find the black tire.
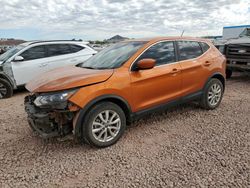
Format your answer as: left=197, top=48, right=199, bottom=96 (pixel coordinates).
left=0, top=78, right=13, bottom=99
left=226, top=69, right=232, bottom=79
left=81, top=102, right=126, bottom=148
left=200, top=78, right=224, bottom=110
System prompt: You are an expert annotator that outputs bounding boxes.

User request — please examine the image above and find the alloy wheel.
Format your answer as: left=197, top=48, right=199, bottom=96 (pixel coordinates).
left=0, top=83, right=7, bottom=99
left=92, top=110, right=121, bottom=142
left=208, top=83, right=222, bottom=106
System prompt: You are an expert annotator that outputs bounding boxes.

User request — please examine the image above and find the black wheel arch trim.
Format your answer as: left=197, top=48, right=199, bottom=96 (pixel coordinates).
left=0, top=73, right=14, bottom=88
left=204, top=72, right=225, bottom=90
left=74, top=94, right=132, bottom=139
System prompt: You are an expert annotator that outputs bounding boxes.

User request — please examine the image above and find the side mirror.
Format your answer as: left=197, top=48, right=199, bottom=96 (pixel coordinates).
left=136, top=58, right=156, bottom=70
left=13, top=56, right=24, bottom=62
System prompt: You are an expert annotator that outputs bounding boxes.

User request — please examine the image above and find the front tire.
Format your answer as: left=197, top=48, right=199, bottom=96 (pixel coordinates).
left=0, top=78, right=13, bottom=99
left=200, top=78, right=224, bottom=110
left=81, top=102, right=126, bottom=148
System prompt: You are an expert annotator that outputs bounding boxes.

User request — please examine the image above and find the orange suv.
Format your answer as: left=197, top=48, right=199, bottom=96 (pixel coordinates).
left=24, top=37, right=226, bottom=147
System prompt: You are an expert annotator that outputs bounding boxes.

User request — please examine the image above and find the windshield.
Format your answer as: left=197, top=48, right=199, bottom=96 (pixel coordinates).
left=79, top=41, right=146, bottom=69
left=239, top=28, right=250, bottom=37
left=0, top=45, right=25, bottom=62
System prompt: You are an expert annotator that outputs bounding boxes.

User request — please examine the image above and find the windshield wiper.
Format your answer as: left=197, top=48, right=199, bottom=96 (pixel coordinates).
left=81, top=66, right=110, bottom=70
left=77, top=64, right=110, bottom=70
left=81, top=66, right=95, bottom=69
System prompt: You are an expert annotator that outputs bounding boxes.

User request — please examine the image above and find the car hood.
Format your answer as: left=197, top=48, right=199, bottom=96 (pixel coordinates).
left=26, top=66, right=114, bottom=93
left=226, top=37, right=250, bottom=44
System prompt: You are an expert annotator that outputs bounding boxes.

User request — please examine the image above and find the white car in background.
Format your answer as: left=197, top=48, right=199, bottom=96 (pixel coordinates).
left=0, top=40, right=97, bottom=99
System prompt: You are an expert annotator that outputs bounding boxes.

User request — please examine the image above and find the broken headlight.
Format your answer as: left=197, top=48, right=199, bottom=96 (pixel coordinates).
left=34, top=89, right=77, bottom=107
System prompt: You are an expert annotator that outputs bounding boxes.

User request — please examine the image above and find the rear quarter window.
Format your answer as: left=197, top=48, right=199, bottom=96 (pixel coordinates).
left=200, top=42, right=210, bottom=53
left=69, top=44, right=85, bottom=53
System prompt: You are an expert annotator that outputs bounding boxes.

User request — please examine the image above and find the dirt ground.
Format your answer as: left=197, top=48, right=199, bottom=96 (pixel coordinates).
left=0, top=73, right=249, bottom=188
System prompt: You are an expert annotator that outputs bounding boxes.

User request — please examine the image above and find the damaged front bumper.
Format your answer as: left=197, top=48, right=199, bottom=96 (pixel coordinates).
left=24, top=94, right=76, bottom=139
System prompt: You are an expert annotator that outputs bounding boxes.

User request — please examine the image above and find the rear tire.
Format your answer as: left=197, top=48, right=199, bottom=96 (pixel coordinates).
left=0, top=78, right=13, bottom=99
left=226, top=69, right=232, bottom=79
left=200, top=78, right=224, bottom=110
left=81, top=102, right=126, bottom=148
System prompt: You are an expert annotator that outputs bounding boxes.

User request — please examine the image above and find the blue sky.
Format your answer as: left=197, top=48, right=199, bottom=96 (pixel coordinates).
left=0, top=28, right=41, bottom=40
left=0, top=0, right=250, bottom=41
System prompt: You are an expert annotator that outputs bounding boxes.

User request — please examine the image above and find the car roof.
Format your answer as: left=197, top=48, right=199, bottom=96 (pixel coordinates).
left=126, top=36, right=211, bottom=43
left=20, top=40, right=89, bottom=46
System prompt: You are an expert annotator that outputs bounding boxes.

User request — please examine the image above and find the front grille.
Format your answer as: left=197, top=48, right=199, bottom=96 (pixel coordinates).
left=225, top=43, right=250, bottom=59
left=24, top=94, right=36, bottom=104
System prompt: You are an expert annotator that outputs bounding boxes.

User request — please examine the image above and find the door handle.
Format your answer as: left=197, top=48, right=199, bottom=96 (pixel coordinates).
left=170, top=68, right=180, bottom=74
left=204, top=61, right=212, bottom=66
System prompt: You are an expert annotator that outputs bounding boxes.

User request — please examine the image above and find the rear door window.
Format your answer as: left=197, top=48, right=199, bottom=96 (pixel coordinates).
left=59, top=44, right=72, bottom=55
left=177, top=41, right=203, bottom=61
left=20, top=45, right=46, bottom=61
left=47, top=44, right=72, bottom=57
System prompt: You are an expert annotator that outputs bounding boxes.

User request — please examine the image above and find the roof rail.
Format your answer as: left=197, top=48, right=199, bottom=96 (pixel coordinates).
left=27, top=40, right=87, bottom=45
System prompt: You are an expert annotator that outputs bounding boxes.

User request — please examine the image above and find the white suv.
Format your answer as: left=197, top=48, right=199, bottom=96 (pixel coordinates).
left=0, top=40, right=97, bottom=99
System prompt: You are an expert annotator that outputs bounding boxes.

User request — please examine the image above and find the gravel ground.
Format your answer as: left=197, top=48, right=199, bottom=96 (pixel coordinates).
left=0, top=73, right=249, bottom=188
